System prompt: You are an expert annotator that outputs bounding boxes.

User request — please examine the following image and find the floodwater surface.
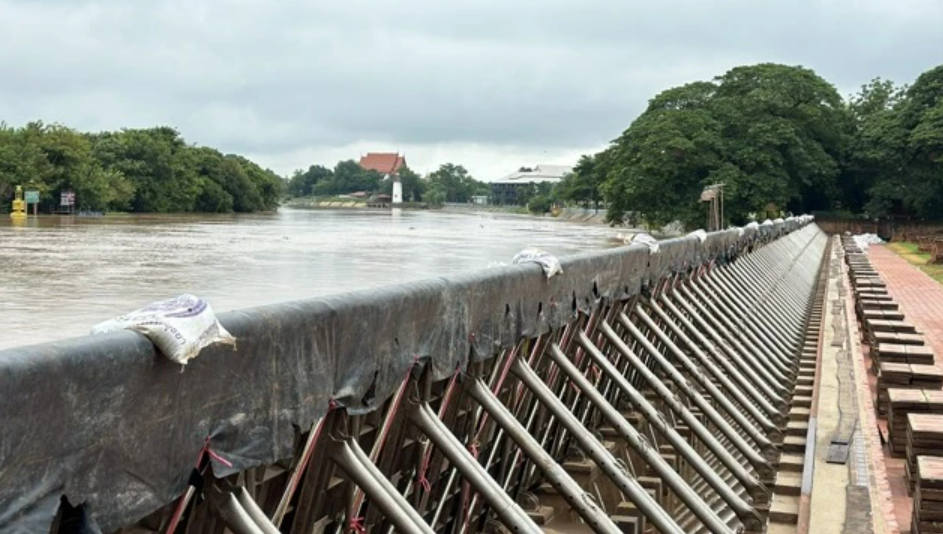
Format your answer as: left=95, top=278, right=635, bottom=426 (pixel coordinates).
left=0, top=208, right=620, bottom=350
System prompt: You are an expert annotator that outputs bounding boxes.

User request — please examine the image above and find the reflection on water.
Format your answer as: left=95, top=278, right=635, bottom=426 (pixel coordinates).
left=0, top=208, right=619, bottom=350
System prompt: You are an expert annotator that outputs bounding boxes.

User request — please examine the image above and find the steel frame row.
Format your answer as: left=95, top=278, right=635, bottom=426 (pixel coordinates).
left=105, top=225, right=828, bottom=534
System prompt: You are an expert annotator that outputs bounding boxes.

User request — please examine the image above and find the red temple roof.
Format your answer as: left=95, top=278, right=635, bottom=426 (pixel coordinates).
left=359, top=153, right=406, bottom=175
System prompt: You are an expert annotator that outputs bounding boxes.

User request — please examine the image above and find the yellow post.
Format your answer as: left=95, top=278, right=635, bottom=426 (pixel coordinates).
left=10, top=185, right=27, bottom=220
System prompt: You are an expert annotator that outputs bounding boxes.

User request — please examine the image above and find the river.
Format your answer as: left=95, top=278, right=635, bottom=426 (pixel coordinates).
left=0, top=208, right=621, bottom=350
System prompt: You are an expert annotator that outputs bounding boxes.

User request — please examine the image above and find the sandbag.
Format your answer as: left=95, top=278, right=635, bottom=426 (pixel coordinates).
left=512, top=248, right=563, bottom=278
left=92, top=294, right=236, bottom=365
left=631, top=233, right=661, bottom=254
left=686, top=229, right=708, bottom=243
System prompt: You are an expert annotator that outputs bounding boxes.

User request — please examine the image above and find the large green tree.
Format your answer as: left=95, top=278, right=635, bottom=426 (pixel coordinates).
left=288, top=164, right=333, bottom=197
left=310, top=160, right=383, bottom=196
left=846, top=66, right=943, bottom=218
left=554, top=151, right=611, bottom=208
left=843, top=78, right=909, bottom=214
left=601, top=63, right=850, bottom=228
left=1, top=122, right=282, bottom=213
left=426, top=163, right=487, bottom=203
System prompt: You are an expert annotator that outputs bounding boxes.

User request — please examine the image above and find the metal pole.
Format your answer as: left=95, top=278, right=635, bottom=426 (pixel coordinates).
left=409, top=401, right=541, bottom=533
left=575, top=329, right=760, bottom=518
left=593, top=325, right=770, bottom=503
left=465, top=378, right=622, bottom=534
left=510, top=357, right=686, bottom=534
left=235, top=488, right=281, bottom=534
left=647, top=297, right=781, bottom=430
left=544, top=343, right=741, bottom=533
left=331, top=439, right=434, bottom=534
left=631, top=307, right=777, bottom=462
left=271, top=413, right=330, bottom=526
left=666, top=289, right=789, bottom=404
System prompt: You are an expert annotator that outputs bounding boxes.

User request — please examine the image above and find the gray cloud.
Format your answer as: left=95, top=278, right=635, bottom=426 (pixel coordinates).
left=1, top=0, right=940, bottom=179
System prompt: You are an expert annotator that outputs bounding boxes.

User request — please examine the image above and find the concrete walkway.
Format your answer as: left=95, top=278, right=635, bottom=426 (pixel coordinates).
left=808, top=245, right=852, bottom=530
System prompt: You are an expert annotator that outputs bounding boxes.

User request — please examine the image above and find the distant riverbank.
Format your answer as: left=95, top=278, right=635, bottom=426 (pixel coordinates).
left=282, top=197, right=610, bottom=225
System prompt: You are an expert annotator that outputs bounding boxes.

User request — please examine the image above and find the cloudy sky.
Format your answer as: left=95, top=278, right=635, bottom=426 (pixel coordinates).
left=2, top=0, right=940, bottom=181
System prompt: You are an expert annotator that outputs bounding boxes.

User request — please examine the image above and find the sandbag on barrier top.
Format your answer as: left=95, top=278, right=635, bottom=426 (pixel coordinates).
left=91, top=294, right=236, bottom=365
left=512, top=248, right=563, bottom=278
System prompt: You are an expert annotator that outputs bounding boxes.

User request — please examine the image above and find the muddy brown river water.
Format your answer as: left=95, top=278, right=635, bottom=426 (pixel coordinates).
left=0, top=208, right=620, bottom=350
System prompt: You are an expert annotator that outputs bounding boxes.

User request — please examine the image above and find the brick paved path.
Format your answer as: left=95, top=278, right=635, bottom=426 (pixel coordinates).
left=866, top=244, right=943, bottom=533
left=869, top=245, right=943, bottom=361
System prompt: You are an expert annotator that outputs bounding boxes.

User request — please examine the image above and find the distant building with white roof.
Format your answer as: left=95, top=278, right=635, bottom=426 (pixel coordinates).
left=491, top=164, right=573, bottom=205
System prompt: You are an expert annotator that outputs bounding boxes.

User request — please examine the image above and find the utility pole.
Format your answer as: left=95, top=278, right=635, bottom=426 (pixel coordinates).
left=700, top=183, right=725, bottom=231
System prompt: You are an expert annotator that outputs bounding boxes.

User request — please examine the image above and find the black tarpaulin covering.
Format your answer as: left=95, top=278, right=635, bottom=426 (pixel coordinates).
left=0, top=218, right=812, bottom=532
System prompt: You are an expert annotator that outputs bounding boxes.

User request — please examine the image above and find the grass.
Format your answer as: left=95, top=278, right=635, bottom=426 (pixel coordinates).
left=887, top=242, right=943, bottom=285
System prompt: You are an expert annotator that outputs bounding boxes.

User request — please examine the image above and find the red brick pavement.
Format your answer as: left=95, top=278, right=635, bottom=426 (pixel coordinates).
left=869, top=245, right=943, bottom=361
left=864, top=245, right=943, bottom=533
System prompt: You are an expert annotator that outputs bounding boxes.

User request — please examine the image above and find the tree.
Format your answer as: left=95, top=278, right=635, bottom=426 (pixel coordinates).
left=1, top=121, right=283, bottom=213
left=601, top=63, right=849, bottom=228
left=426, top=163, right=485, bottom=203
left=230, top=155, right=282, bottom=211
left=604, top=89, right=725, bottom=227
left=844, top=79, right=909, bottom=214
left=555, top=151, right=611, bottom=208
left=310, top=160, right=383, bottom=196
left=398, top=166, right=425, bottom=201
left=848, top=78, right=907, bottom=121
left=424, top=181, right=446, bottom=206
left=852, top=65, right=943, bottom=218
left=288, top=165, right=333, bottom=197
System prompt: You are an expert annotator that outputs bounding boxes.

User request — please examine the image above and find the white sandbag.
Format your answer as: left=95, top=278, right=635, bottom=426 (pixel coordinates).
left=687, top=229, right=707, bottom=243
left=512, top=248, right=563, bottom=278
left=92, top=294, right=236, bottom=365
left=631, top=233, right=660, bottom=254
left=856, top=233, right=884, bottom=245
left=852, top=232, right=884, bottom=253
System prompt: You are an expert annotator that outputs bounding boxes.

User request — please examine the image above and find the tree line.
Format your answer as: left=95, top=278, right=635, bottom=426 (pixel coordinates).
left=1, top=122, right=282, bottom=213
left=286, top=161, right=490, bottom=205
left=551, top=63, right=943, bottom=228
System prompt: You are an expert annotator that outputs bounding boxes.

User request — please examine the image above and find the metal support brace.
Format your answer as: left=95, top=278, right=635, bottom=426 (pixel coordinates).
left=724, top=249, right=810, bottom=339
left=465, top=378, right=622, bottom=534
left=689, top=278, right=794, bottom=374
left=647, top=297, right=782, bottom=432
left=632, top=306, right=779, bottom=461
left=574, top=330, right=760, bottom=518
left=330, top=438, right=435, bottom=534
left=715, top=266, right=804, bottom=339
left=709, top=271, right=803, bottom=358
left=689, top=281, right=795, bottom=377
left=509, top=357, right=686, bottom=534
left=234, top=488, right=280, bottom=534
left=677, top=285, right=791, bottom=393
left=703, top=274, right=798, bottom=357
left=667, top=290, right=789, bottom=406
left=545, top=343, right=747, bottom=534
left=213, top=493, right=265, bottom=534
left=408, top=400, right=542, bottom=533
left=617, top=312, right=775, bottom=477
left=595, top=324, right=772, bottom=505
left=713, top=260, right=804, bottom=334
